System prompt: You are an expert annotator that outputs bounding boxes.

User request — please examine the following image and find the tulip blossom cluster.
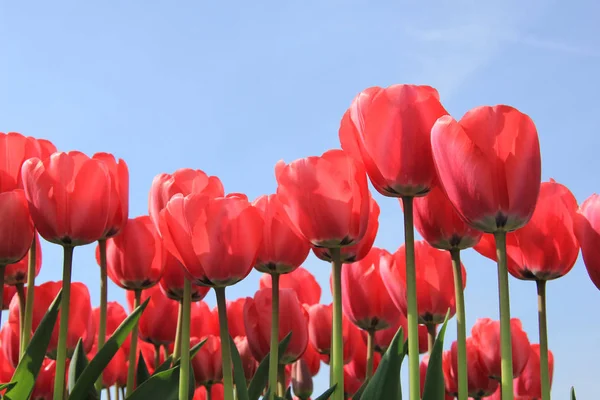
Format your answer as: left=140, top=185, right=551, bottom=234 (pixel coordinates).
left=0, top=80, right=594, bottom=400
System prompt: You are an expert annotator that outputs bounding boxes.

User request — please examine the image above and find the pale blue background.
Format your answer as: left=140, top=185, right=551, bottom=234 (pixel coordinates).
left=1, top=1, right=598, bottom=398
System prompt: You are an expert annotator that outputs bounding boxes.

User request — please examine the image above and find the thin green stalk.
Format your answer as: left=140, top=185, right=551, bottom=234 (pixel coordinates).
left=16, top=283, right=26, bottom=355
left=96, top=239, right=108, bottom=392
left=106, top=386, right=112, bottom=400
left=215, top=286, right=235, bottom=400
left=121, top=386, right=125, bottom=399
left=366, top=330, right=375, bottom=380
left=331, top=247, right=344, bottom=400
left=268, top=273, right=280, bottom=400
left=536, top=280, right=551, bottom=400
left=154, top=344, right=161, bottom=370
left=179, top=278, right=192, bottom=400
left=172, top=300, right=183, bottom=363
left=22, top=237, right=36, bottom=353
left=277, top=363, right=285, bottom=397
left=401, top=196, right=420, bottom=400
left=494, top=231, right=514, bottom=400
left=451, top=248, right=468, bottom=400
left=53, top=245, right=74, bottom=400
left=0, top=265, right=5, bottom=327
left=115, top=385, right=120, bottom=400
left=426, top=323, right=436, bottom=355
left=126, top=289, right=142, bottom=396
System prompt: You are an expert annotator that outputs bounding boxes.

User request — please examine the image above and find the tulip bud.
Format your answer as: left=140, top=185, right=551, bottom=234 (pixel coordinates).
left=291, top=359, right=313, bottom=400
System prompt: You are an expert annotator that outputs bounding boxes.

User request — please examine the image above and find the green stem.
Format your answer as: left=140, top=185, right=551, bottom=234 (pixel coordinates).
left=331, top=247, right=344, bottom=400
left=96, top=239, right=108, bottom=392
left=277, top=363, right=285, bottom=397
left=268, top=273, right=280, bottom=400
left=106, top=386, right=112, bottom=400
left=536, top=280, right=551, bottom=400
left=215, top=286, right=235, bottom=400
left=16, top=283, right=26, bottom=355
left=402, top=196, right=420, bottom=400
left=494, top=231, right=514, bottom=400
left=115, top=385, right=120, bottom=400
left=179, top=278, right=192, bottom=400
left=126, top=289, right=142, bottom=396
left=450, top=248, right=468, bottom=400
left=22, top=236, right=36, bottom=353
left=0, top=265, right=5, bottom=327
left=154, top=344, right=161, bottom=370
left=121, top=386, right=125, bottom=399
left=426, top=323, right=436, bottom=355
left=172, top=300, right=183, bottom=363
left=366, top=330, right=375, bottom=380
left=53, top=245, right=74, bottom=400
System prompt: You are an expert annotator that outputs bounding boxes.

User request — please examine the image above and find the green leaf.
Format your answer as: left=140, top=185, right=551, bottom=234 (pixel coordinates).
left=4, top=290, right=62, bottom=400
left=422, top=313, right=450, bottom=400
left=230, top=335, right=250, bottom=400
left=314, top=385, right=337, bottom=400
left=67, top=338, right=98, bottom=399
left=172, top=338, right=207, bottom=367
left=0, top=382, right=16, bottom=391
left=136, top=351, right=151, bottom=387
left=285, top=386, right=293, bottom=399
left=154, top=355, right=174, bottom=375
left=126, top=365, right=180, bottom=400
left=571, top=387, right=577, bottom=400
left=68, top=297, right=150, bottom=400
left=247, top=333, right=292, bottom=400
left=351, top=379, right=369, bottom=400
left=360, top=326, right=407, bottom=400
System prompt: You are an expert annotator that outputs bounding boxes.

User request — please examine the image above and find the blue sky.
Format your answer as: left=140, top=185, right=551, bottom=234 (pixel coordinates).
left=1, top=0, right=599, bottom=398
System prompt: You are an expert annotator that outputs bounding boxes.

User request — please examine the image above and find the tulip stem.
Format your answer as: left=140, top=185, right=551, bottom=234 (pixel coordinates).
left=331, top=247, right=344, bottom=400
left=154, top=344, right=161, bottom=370
left=126, top=289, right=142, bottom=396
left=0, top=265, right=5, bottom=327
left=96, top=239, right=108, bottom=392
left=277, top=363, right=286, bottom=396
left=22, top=237, right=37, bottom=354
left=450, top=248, right=468, bottom=400
left=106, top=387, right=112, bottom=400
left=173, top=300, right=183, bottom=363
left=536, top=280, right=551, bottom=400
left=268, top=273, right=280, bottom=400
left=53, top=245, right=74, bottom=400
left=179, top=278, right=192, bottom=400
left=426, top=323, right=436, bottom=355
left=494, top=231, right=514, bottom=400
left=402, top=196, right=420, bottom=400
left=16, top=283, right=26, bottom=355
left=215, top=286, right=235, bottom=400
left=115, top=385, right=120, bottom=400
left=366, top=329, right=375, bottom=380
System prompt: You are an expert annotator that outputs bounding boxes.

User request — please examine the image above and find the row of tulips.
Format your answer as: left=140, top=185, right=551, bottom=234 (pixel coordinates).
left=0, top=82, right=598, bottom=400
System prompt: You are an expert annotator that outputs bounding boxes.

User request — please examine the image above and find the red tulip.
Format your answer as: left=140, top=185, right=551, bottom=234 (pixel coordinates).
left=137, top=340, right=166, bottom=375
left=0, top=132, right=56, bottom=193
left=159, top=251, right=210, bottom=302
left=1, top=285, right=16, bottom=310
left=159, top=194, right=263, bottom=287
left=244, top=288, right=308, bottom=364
left=0, top=190, right=35, bottom=265
left=381, top=241, right=466, bottom=324
left=412, top=185, right=482, bottom=250
left=312, top=195, right=380, bottom=263
left=300, top=341, right=321, bottom=376
left=443, top=339, right=499, bottom=398
left=21, top=151, right=112, bottom=246
left=101, top=215, right=165, bottom=290
left=370, top=313, right=429, bottom=354
left=575, top=194, right=600, bottom=290
left=0, top=320, right=20, bottom=367
left=292, top=358, right=313, bottom=400
left=307, top=303, right=359, bottom=364
left=275, top=149, right=370, bottom=248
left=93, top=301, right=130, bottom=353
left=192, top=335, right=223, bottom=386
left=259, top=267, right=321, bottom=306
left=212, top=298, right=246, bottom=339
left=193, top=384, right=225, bottom=400
left=192, top=301, right=219, bottom=339
left=344, top=333, right=381, bottom=382
left=475, top=180, right=579, bottom=280
left=0, top=337, right=14, bottom=383
left=127, top=285, right=178, bottom=346
left=340, top=247, right=399, bottom=331
left=421, top=355, right=454, bottom=399
left=234, top=336, right=258, bottom=382
left=431, top=105, right=541, bottom=233
left=4, top=234, right=42, bottom=285
left=471, top=318, right=531, bottom=379
left=30, top=358, right=56, bottom=400
left=343, top=363, right=363, bottom=398
left=252, top=194, right=311, bottom=274
left=92, top=153, right=129, bottom=238
left=339, top=85, right=447, bottom=197
left=148, top=168, right=224, bottom=233
left=514, top=344, right=554, bottom=398
left=87, top=339, right=127, bottom=388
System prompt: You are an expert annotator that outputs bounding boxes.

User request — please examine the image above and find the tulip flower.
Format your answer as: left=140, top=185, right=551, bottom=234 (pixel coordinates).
left=93, top=301, right=130, bottom=353
left=307, top=303, right=360, bottom=365
left=370, top=313, right=428, bottom=355
left=192, top=335, right=223, bottom=386
left=343, top=364, right=363, bottom=398
left=0, top=320, right=20, bottom=367
left=471, top=318, right=531, bottom=380
left=275, top=149, right=371, bottom=400
left=234, top=336, right=259, bottom=383
left=514, top=344, right=554, bottom=398
left=193, top=384, right=225, bottom=400
left=344, top=332, right=381, bottom=383
left=223, top=298, right=246, bottom=338
left=443, top=339, right=499, bottom=398
left=87, top=338, right=127, bottom=389
left=291, top=358, right=313, bottom=400
left=575, top=194, right=600, bottom=291
left=1, top=285, right=16, bottom=310
left=30, top=358, right=56, bottom=400
left=127, top=285, right=179, bottom=347
left=259, top=267, right=321, bottom=306
left=4, top=234, right=42, bottom=286
left=421, top=355, right=454, bottom=400
left=159, top=251, right=211, bottom=302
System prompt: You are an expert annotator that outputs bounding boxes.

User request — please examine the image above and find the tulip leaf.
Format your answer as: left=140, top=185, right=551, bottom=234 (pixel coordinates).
left=126, top=365, right=180, bottom=400
left=352, top=379, right=369, bottom=400
left=68, top=297, right=150, bottom=400
left=0, top=382, right=17, bottom=391
left=359, top=326, right=407, bottom=400
left=571, top=387, right=577, bottom=400
left=136, top=351, right=151, bottom=387
left=229, top=335, right=250, bottom=400
left=172, top=338, right=207, bottom=367
left=155, top=355, right=174, bottom=374
left=247, top=332, right=292, bottom=400
left=68, top=338, right=98, bottom=399
left=422, top=312, right=450, bottom=400
left=4, top=290, right=62, bottom=400
left=314, top=385, right=337, bottom=400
